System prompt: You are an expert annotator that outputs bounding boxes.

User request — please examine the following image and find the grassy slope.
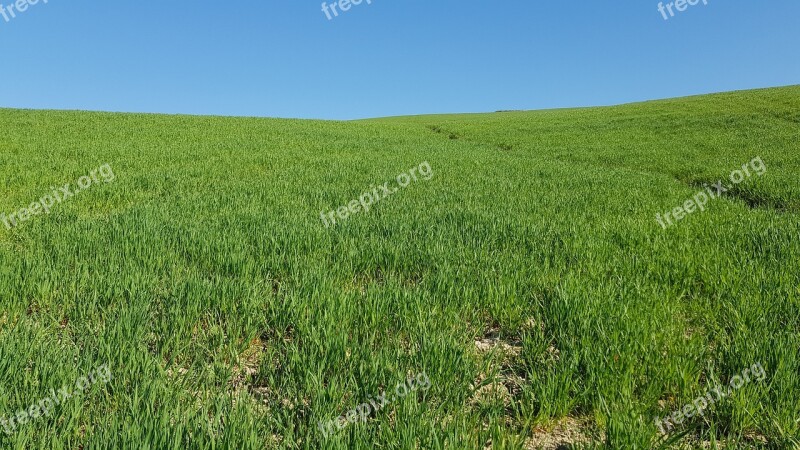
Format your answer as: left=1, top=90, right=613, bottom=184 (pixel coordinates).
left=0, top=86, right=798, bottom=449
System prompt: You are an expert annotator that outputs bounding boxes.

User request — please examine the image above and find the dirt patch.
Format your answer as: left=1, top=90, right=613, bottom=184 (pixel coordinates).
left=475, top=325, right=522, bottom=355
left=525, top=417, right=596, bottom=450
left=470, top=377, right=513, bottom=408
left=668, top=431, right=770, bottom=449
left=231, top=336, right=264, bottom=390
left=475, top=336, right=522, bottom=357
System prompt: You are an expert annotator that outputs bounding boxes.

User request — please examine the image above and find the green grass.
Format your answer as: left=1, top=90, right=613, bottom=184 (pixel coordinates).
left=0, top=86, right=799, bottom=449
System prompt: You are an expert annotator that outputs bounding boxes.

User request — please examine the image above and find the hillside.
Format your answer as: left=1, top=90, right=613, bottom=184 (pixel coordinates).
left=1, top=86, right=799, bottom=449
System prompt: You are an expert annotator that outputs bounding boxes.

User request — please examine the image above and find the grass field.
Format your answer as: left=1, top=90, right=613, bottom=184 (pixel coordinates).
left=0, top=86, right=799, bottom=449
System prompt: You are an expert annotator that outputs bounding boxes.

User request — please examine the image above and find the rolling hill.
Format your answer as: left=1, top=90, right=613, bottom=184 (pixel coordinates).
left=1, top=86, right=799, bottom=449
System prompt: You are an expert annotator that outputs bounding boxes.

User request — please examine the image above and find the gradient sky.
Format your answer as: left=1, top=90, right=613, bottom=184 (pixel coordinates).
left=1, top=0, right=798, bottom=120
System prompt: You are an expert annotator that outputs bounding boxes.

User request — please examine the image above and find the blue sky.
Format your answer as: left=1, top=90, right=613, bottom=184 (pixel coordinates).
left=0, top=0, right=798, bottom=120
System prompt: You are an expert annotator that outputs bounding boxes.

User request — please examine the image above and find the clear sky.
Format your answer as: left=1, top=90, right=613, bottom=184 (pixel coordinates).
left=1, top=0, right=798, bottom=120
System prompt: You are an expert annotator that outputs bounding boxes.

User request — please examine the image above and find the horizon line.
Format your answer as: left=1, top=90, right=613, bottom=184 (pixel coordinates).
left=1, top=84, right=797, bottom=122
